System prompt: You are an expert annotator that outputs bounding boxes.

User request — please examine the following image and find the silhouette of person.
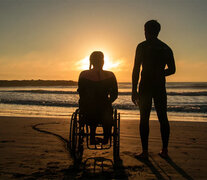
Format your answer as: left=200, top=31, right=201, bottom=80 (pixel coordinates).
left=78, top=51, right=118, bottom=145
left=132, top=20, right=176, bottom=159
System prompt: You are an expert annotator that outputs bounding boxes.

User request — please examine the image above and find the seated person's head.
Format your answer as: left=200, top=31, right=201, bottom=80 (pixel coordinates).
left=144, top=20, right=161, bottom=40
left=89, top=51, right=104, bottom=70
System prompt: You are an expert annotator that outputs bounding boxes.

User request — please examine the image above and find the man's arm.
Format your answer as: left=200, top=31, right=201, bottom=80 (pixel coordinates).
left=165, top=48, right=176, bottom=76
left=132, top=45, right=142, bottom=105
left=132, top=45, right=142, bottom=92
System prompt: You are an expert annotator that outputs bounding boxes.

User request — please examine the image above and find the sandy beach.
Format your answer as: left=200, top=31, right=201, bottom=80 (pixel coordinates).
left=0, top=116, right=207, bottom=179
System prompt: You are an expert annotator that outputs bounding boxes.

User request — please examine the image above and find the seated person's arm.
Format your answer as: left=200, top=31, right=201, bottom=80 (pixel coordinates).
left=109, top=72, right=118, bottom=103
left=77, top=71, right=85, bottom=97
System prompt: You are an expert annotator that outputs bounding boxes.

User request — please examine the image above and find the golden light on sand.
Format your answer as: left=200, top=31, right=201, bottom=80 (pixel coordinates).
left=76, top=53, right=121, bottom=71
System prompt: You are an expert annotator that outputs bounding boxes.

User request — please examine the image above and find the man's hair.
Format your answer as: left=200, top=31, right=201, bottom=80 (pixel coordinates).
left=144, top=20, right=161, bottom=36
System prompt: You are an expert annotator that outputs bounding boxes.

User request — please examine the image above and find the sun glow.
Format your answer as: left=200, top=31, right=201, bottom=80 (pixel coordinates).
left=76, top=53, right=121, bottom=71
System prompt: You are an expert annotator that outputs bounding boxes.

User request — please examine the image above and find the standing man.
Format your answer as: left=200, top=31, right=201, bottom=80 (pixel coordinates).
left=132, top=20, right=176, bottom=159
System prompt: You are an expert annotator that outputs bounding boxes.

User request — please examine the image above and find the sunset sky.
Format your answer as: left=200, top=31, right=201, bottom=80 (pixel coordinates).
left=0, top=0, right=206, bottom=82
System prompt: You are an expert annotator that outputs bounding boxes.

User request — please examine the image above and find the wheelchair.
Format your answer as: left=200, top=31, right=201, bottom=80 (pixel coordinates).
left=69, top=108, right=120, bottom=166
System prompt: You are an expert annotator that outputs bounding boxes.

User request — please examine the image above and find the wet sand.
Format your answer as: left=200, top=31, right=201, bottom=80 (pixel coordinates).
left=0, top=116, right=207, bottom=179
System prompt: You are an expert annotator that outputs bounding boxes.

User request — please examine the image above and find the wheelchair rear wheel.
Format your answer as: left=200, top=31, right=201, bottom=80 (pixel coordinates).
left=69, top=109, right=84, bottom=161
left=113, top=109, right=120, bottom=165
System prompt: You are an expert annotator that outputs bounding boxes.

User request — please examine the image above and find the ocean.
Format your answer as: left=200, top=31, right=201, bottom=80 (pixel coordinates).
left=0, top=82, right=206, bottom=122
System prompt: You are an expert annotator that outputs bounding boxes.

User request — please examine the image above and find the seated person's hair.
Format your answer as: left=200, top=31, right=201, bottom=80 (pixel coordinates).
left=89, top=51, right=104, bottom=70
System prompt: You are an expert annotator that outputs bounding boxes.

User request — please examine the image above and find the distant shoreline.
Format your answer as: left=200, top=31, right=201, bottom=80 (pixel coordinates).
left=0, top=80, right=206, bottom=87
left=0, top=80, right=77, bottom=87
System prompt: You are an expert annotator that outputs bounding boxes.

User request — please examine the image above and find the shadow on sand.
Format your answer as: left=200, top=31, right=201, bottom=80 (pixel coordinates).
left=123, top=151, right=193, bottom=180
left=163, top=156, right=193, bottom=180
left=32, top=122, right=129, bottom=179
left=63, top=157, right=128, bottom=179
left=148, top=154, right=193, bottom=180
left=137, top=156, right=166, bottom=180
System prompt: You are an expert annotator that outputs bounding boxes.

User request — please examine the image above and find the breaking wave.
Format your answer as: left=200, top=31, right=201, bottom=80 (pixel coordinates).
left=1, top=90, right=207, bottom=96
left=1, top=99, right=206, bottom=113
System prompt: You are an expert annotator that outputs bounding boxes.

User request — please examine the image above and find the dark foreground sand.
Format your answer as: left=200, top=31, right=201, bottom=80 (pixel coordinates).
left=0, top=116, right=207, bottom=179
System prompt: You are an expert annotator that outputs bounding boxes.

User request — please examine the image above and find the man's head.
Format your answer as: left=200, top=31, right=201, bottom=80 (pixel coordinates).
left=144, top=20, right=161, bottom=40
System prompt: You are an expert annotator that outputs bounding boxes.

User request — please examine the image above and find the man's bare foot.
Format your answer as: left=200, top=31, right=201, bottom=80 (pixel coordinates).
left=159, top=148, right=168, bottom=159
left=135, top=151, right=149, bottom=160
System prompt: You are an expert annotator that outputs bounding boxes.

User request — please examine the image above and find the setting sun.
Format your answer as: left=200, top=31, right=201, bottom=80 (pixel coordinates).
left=76, top=53, right=121, bottom=71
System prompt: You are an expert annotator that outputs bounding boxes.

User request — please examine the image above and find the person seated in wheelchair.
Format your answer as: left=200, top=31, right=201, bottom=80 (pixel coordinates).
left=78, top=51, right=118, bottom=145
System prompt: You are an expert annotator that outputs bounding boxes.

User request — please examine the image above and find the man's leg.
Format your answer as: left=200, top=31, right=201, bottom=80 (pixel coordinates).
left=154, top=91, right=170, bottom=156
left=139, top=94, right=152, bottom=156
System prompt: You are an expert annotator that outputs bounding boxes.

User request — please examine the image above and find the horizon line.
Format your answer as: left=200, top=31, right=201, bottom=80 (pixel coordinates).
left=0, top=80, right=207, bottom=83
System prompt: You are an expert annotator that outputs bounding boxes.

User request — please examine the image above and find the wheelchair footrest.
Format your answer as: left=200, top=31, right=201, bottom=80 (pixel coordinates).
left=87, top=144, right=111, bottom=150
